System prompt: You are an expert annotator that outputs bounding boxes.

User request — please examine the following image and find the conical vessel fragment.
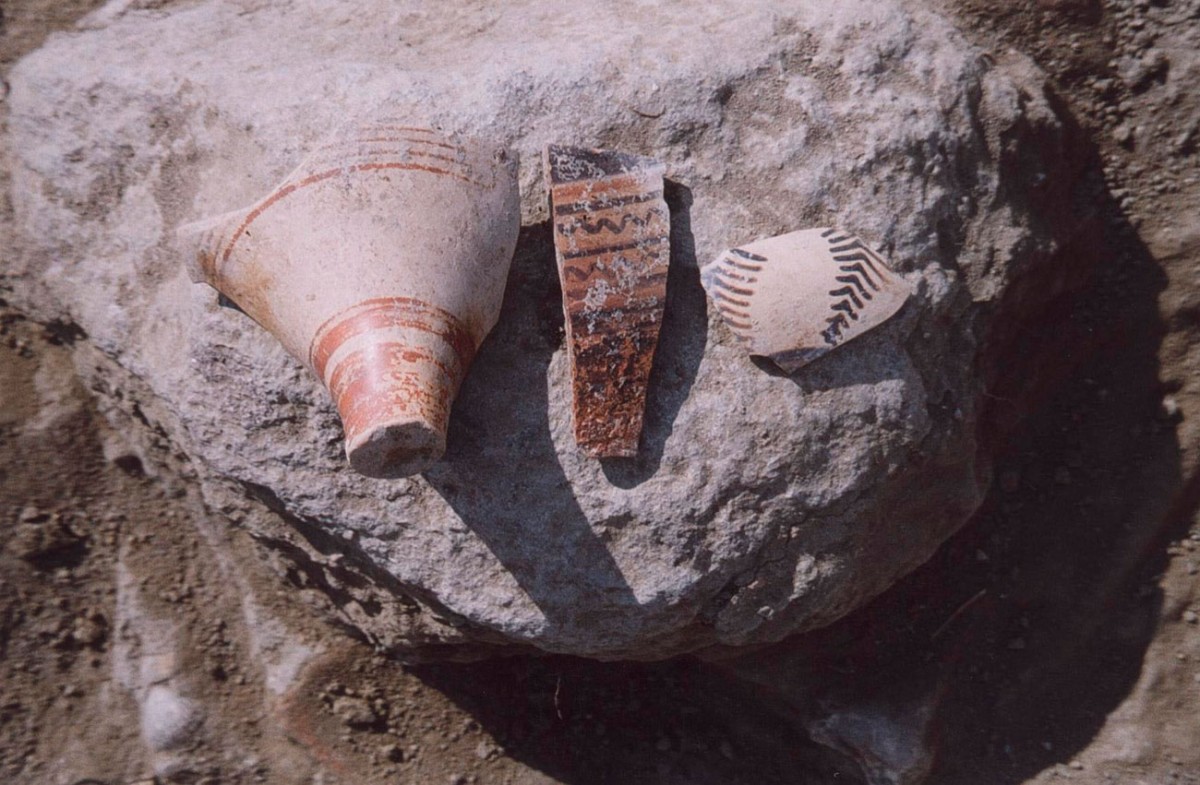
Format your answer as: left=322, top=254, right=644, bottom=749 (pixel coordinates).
left=186, top=120, right=520, bottom=477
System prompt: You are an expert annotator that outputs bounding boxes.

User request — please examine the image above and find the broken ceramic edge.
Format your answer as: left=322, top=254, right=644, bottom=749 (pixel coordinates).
left=184, top=120, right=521, bottom=479
left=701, top=228, right=911, bottom=374
left=544, top=144, right=671, bottom=459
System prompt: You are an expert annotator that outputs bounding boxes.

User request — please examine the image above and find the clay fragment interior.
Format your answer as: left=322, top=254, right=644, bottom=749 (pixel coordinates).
left=184, top=120, right=520, bottom=478
left=544, top=145, right=671, bottom=458
left=701, top=228, right=911, bottom=373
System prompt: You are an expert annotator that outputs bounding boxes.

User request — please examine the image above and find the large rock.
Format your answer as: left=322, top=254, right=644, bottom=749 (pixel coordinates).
left=3, top=0, right=1080, bottom=657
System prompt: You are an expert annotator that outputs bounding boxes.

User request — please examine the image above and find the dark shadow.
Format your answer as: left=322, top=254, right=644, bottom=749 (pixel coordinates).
left=713, top=162, right=1188, bottom=785
left=405, top=59, right=1190, bottom=785
left=921, top=201, right=1187, bottom=783
left=240, top=479, right=447, bottom=644
left=785, top=298, right=918, bottom=392
left=406, top=653, right=866, bottom=785
left=601, top=179, right=707, bottom=488
left=423, top=222, right=644, bottom=650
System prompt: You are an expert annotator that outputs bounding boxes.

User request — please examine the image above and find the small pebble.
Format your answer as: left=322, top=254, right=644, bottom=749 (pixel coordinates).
left=1162, top=395, right=1181, bottom=419
left=1183, top=610, right=1198, bottom=624
left=141, top=685, right=199, bottom=751
left=332, top=695, right=377, bottom=728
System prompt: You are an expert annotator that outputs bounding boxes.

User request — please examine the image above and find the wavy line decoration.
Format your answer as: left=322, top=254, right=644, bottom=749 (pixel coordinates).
left=544, top=144, right=671, bottom=458
left=555, top=208, right=668, bottom=237
left=700, top=228, right=911, bottom=373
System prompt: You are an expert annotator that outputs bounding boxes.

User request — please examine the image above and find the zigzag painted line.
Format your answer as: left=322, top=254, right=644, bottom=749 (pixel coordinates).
left=834, top=273, right=874, bottom=300
left=558, top=208, right=666, bottom=236
left=834, top=251, right=886, bottom=281
left=829, top=239, right=870, bottom=254
left=830, top=299, right=859, bottom=320
left=828, top=286, right=864, bottom=311
left=827, top=235, right=891, bottom=276
left=560, top=266, right=593, bottom=283
left=837, top=262, right=880, bottom=291
left=832, top=242, right=886, bottom=261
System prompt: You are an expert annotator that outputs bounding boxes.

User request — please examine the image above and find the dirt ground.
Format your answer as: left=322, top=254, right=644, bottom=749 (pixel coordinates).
left=2, top=1, right=1199, bottom=783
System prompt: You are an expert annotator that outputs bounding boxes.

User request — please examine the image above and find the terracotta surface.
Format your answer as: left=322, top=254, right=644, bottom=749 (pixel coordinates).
left=185, top=121, right=520, bottom=477
left=701, top=228, right=911, bottom=373
left=544, top=145, right=671, bottom=458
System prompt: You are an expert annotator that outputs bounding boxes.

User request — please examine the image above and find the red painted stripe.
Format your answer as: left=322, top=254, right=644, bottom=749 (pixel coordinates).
left=309, top=297, right=476, bottom=381
left=312, top=144, right=469, bottom=171
left=321, top=135, right=460, bottom=152
left=325, top=148, right=470, bottom=171
left=215, top=162, right=483, bottom=275
left=328, top=346, right=452, bottom=442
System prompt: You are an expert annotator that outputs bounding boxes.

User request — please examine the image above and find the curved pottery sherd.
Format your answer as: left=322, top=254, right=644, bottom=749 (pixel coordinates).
left=701, top=228, right=910, bottom=373
left=186, top=121, right=520, bottom=478
left=544, top=145, right=670, bottom=458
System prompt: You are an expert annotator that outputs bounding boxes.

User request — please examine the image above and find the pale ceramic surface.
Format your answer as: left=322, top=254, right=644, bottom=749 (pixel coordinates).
left=701, top=228, right=912, bottom=373
left=185, top=120, right=521, bottom=477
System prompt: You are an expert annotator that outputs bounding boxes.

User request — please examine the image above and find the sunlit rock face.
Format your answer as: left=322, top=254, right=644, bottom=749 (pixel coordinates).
left=5, top=0, right=1080, bottom=658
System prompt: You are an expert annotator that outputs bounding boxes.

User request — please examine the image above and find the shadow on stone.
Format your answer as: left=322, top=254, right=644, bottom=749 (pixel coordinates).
left=601, top=179, right=707, bottom=489
left=713, top=166, right=1187, bottom=785
left=425, top=221, right=642, bottom=647
left=415, top=97, right=1187, bottom=785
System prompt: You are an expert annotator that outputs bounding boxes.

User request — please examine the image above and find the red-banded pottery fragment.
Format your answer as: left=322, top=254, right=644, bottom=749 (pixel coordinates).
left=544, top=145, right=671, bottom=458
left=701, top=228, right=911, bottom=373
left=185, top=120, right=520, bottom=478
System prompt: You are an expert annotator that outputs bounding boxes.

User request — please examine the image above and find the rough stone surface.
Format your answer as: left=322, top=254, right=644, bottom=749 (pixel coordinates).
left=3, top=0, right=1081, bottom=657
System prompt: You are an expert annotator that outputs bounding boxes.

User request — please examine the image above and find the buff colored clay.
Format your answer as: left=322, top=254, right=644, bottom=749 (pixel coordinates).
left=544, top=145, right=671, bottom=458
left=185, top=119, right=520, bottom=478
left=701, top=228, right=910, bottom=372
